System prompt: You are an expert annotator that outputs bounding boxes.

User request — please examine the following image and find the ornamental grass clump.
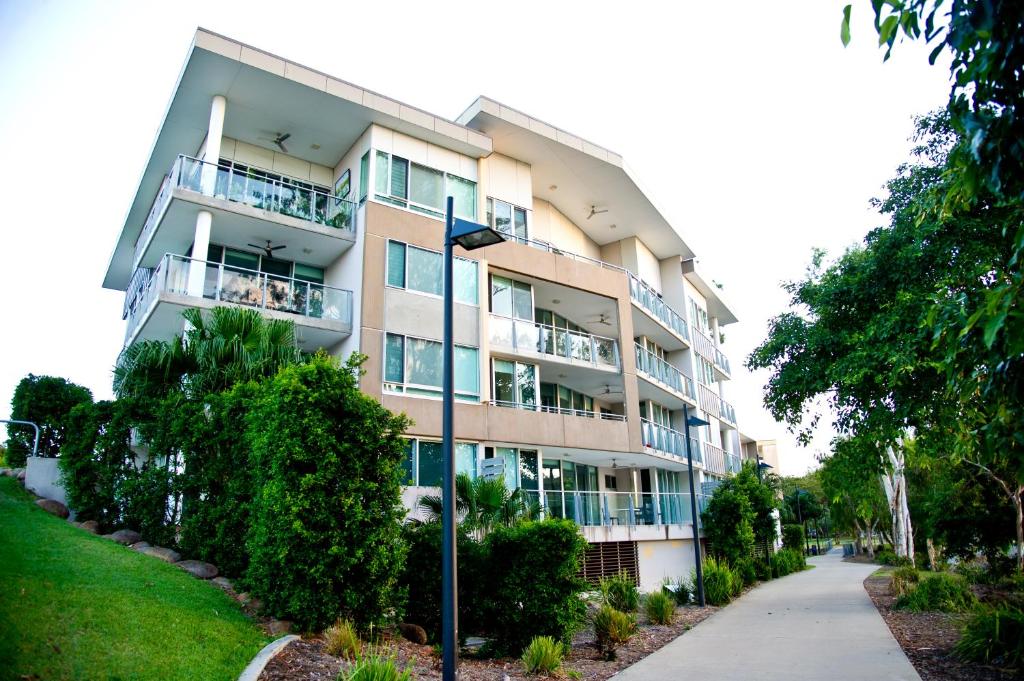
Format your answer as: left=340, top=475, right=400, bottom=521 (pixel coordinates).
left=890, top=566, right=920, bottom=598
left=520, top=635, right=565, bottom=675
left=592, top=605, right=637, bottom=661
left=696, top=556, right=735, bottom=606
left=324, top=618, right=361, bottom=659
left=644, top=590, right=676, bottom=625
left=599, top=570, right=639, bottom=612
left=337, top=650, right=411, bottom=681
left=896, top=573, right=977, bottom=613
left=661, top=576, right=690, bottom=605
left=954, top=607, right=1024, bottom=669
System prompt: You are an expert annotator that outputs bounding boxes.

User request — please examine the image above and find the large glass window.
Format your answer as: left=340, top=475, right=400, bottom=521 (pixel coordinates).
left=492, top=359, right=537, bottom=409
left=403, top=439, right=478, bottom=486
left=456, top=442, right=477, bottom=478
left=418, top=440, right=443, bottom=487
left=386, top=240, right=478, bottom=305
left=384, top=333, right=479, bottom=401
left=487, top=197, right=529, bottom=242
left=410, top=163, right=444, bottom=213
left=490, top=275, right=532, bottom=320
left=373, top=151, right=475, bottom=220
left=447, top=175, right=476, bottom=220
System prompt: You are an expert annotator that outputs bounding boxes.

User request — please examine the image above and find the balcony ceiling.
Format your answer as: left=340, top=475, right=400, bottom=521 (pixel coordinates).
left=106, top=29, right=491, bottom=290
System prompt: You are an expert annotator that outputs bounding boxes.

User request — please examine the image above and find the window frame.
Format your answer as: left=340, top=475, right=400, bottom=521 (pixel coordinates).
left=384, top=239, right=479, bottom=305
left=373, top=150, right=477, bottom=221
left=383, top=331, right=480, bottom=401
left=403, top=437, right=479, bottom=486
left=486, top=196, right=530, bottom=243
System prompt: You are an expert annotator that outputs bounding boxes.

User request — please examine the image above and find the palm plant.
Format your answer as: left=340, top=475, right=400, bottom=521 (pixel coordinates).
left=114, top=306, right=304, bottom=399
left=418, top=472, right=539, bottom=537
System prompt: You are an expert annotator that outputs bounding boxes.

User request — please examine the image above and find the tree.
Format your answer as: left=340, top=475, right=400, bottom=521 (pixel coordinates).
left=5, top=374, right=92, bottom=466
left=732, top=462, right=781, bottom=550
left=702, top=479, right=756, bottom=580
left=820, top=438, right=889, bottom=557
left=417, top=472, right=539, bottom=538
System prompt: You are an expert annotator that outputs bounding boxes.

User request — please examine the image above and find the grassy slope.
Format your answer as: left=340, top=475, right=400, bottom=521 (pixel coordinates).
left=0, top=477, right=268, bottom=680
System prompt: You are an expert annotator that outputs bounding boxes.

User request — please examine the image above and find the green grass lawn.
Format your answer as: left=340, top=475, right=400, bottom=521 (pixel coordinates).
left=0, top=477, right=269, bottom=680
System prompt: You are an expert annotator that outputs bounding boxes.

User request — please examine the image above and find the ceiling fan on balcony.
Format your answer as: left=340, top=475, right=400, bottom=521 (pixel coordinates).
left=586, top=205, right=608, bottom=220
left=249, top=240, right=287, bottom=258
left=588, top=313, right=614, bottom=326
left=600, top=384, right=623, bottom=396
left=258, top=132, right=291, bottom=153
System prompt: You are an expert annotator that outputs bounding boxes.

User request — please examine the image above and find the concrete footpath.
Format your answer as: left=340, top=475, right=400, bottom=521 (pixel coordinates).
left=614, top=550, right=921, bottom=681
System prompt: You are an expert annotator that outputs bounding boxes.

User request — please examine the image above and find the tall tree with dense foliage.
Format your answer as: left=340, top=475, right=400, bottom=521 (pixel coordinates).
left=820, top=438, right=889, bottom=557
left=5, top=374, right=92, bottom=466
left=245, top=353, right=412, bottom=631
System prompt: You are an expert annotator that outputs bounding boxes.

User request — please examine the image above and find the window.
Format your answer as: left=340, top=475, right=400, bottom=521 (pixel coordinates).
left=486, top=197, right=529, bottom=242
left=697, top=356, right=715, bottom=386
left=373, top=151, right=476, bottom=220
left=385, top=240, right=478, bottom=305
left=401, top=439, right=480, bottom=486
left=490, top=275, right=533, bottom=320
left=384, top=333, right=479, bottom=400
left=689, top=300, right=710, bottom=334
left=492, top=359, right=537, bottom=409
left=540, top=382, right=595, bottom=416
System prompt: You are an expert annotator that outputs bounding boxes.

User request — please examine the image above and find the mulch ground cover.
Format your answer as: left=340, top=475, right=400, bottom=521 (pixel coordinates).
left=259, top=604, right=717, bottom=680
left=863, top=574, right=1017, bottom=681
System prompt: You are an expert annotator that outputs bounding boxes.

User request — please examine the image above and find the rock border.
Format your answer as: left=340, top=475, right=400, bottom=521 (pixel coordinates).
left=237, top=634, right=299, bottom=681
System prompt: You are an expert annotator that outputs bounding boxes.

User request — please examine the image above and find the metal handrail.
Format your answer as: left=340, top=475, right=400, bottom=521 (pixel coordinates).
left=489, top=315, right=621, bottom=369
left=627, top=272, right=691, bottom=342
left=488, top=399, right=627, bottom=421
left=633, top=343, right=697, bottom=401
left=640, top=418, right=703, bottom=463
left=534, top=489, right=710, bottom=527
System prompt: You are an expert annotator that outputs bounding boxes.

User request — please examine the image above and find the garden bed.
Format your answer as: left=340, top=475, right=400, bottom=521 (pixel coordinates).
left=863, top=574, right=1015, bottom=681
left=259, top=604, right=717, bottom=680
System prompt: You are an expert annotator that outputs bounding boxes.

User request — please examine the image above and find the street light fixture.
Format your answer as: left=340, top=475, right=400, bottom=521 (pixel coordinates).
left=682, top=405, right=710, bottom=607
left=441, top=197, right=506, bottom=681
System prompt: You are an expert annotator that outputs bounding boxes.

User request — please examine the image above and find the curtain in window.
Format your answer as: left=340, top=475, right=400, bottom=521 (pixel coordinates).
left=390, top=156, right=409, bottom=200
left=512, top=281, right=533, bottom=320
left=387, top=241, right=406, bottom=288
left=409, top=163, right=442, bottom=210
left=375, top=151, right=390, bottom=196
left=496, top=447, right=519, bottom=491
left=407, top=338, right=442, bottom=387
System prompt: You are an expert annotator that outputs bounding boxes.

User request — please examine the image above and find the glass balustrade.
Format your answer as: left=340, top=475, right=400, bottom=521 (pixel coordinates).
left=538, top=490, right=709, bottom=526
left=634, top=343, right=695, bottom=399
left=489, top=315, right=620, bottom=369
left=627, top=273, right=690, bottom=341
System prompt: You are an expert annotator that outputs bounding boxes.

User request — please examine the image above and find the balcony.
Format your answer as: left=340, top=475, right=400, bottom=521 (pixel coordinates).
left=124, top=253, right=353, bottom=351
left=132, top=155, right=357, bottom=274
left=489, top=315, right=620, bottom=372
left=702, top=441, right=728, bottom=476
left=489, top=400, right=627, bottom=422
left=627, top=273, right=690, bottom=350
left=640, top=418, right=703, bottom=464
left=696, top=382, right=737, bottom=426
left=539, top=490, right=709, bottom=527
left=633, top=343, right=698, bottom=409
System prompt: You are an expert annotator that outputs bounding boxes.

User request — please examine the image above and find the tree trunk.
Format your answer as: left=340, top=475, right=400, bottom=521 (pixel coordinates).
left=853, top=518, right=864, bottom=555
left=1013, top=488, right=1023, bottom=573
left=926, top=537, right=938, bottom=571
left=867, top=519, right=877, bottom=559
left=881, top=443, right=915, bottom=564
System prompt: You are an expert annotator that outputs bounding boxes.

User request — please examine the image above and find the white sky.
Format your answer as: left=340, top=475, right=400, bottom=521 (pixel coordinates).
left=0, top=0, right=952, bottom=474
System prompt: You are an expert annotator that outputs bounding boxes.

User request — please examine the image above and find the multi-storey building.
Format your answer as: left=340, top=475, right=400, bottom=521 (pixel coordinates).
left=104, top=29, right=746, bottom=590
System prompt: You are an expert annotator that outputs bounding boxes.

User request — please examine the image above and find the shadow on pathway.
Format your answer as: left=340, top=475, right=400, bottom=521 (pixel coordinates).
left=614, top=549, right=920, bottom=681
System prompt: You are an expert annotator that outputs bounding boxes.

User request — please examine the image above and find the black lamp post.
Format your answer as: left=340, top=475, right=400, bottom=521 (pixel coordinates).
left=682, top=405, right=710, bottom=607
left=441, top=196, right=506, bottom=681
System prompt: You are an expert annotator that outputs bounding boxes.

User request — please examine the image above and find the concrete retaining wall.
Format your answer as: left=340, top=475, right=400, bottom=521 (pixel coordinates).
left=25, top=457, right=67, bottom=506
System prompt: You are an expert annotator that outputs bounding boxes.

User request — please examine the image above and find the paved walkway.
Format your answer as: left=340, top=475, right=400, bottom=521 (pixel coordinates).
left=615, top=550, right=921, bottom=681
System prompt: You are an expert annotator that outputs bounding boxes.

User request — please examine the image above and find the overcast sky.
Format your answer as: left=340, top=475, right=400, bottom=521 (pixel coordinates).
left=0, top=0, right=952, bottom=474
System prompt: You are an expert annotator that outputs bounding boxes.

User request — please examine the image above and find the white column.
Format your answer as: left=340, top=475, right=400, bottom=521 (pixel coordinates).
left=187, top=210, right=212, bottom=297
left=200, top=95, right=227, bottom=195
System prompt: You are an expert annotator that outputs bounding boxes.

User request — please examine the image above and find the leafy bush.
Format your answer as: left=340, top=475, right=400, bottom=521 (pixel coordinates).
left=891, top=566, right=920, bottom=598
left=118, top=462, right=177, bottom=547
left=245, top=354, right=412, bottom=631
left=662, top=576, right=690, bottom=605
left=737, top=557, right=757, bottom=586
left=324, top=619, right=361, bottom=659
left=876, top=550, right=913, bottom=567
left=896, top=573, right=978, bottom=613
left=954, top=607, right=1024, bottom=668
left=644, top=591, right=675, bottom=625
left=592, top=605, right=637, bottom=660
left=701, top=484, right=755, bottom=571
left=520, top=636, right=565, bottom=675
left=337, top=651, right=412, bottom=681
left=480, top=519, right=588, bottom=655
left=59, top=400, right=131, bottom=531
left=600, top=571, right=639, bottom=612
left=696, top=556, right=736, bottom=606
left=770, top=548, right=805, bottom=577
left=782, top=524, right=805, bottom=552
left=5, top=374, right=92, bottom=467
left=398, top=521, right=484, bottom=642
left=955, top=561, right=992, bottom=585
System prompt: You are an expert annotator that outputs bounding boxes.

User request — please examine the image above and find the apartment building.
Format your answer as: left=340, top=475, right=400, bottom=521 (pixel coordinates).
left=104, top=29, right=746, bottom=590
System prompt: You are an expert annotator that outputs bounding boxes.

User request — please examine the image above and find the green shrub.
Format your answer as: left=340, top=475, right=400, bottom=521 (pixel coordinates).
left=896, top=573, right=978, bottom=613
left=770, top=548, right=805, bottom=577
left=324, top=619, right=362, bottom=659
left=245, top=354, right=412, bottom=631
left=520, top=636, right=565, bottom=675
left=59, top=400, right=131, bottom=530
left=875, top=550, right=913, bottom=567
left=480, top=519, right=588, bottom=655
left=737, top=557, right=757, bottom=586
left=662, top=576, right=690, bottom=605
left=592, top=605, right=637, bottom=660
left=696, top=556, right=735, bottom=606
left=398, top=521, right=485, bottom=642
left=755, top=559, right=772, bottom=581
left=337, top=651, right=412, bottom=681
left=730, top=566, right=744, bottom=597
left=955, top=561, right=991, bottom=585
left=600, top=570, right=639, bottom=612
left=782, top=524, right=805, bottom=552
left=118, top=461, right=177, bottom=547
left=5, top=373, right=92, bottom=467
left=954, top=607, right=1024, bottom=668
left=644, top=591, right=675, bottom=625
left=701, top=484, right=755, bottom=571
left=891, top=566, right=920, bottom=598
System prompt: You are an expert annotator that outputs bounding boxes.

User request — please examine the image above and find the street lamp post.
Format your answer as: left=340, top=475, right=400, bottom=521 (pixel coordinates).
left=442, top=196, right=506, bottom=681
left=682, top=405, right=710, bottom=607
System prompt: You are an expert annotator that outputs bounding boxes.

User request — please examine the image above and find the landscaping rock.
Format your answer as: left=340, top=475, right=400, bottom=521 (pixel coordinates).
left=0, top=467, right=10, bottom=477
left=15, top=469, right=26, bottom=481
left=175, top=560, right=218, bottom=579
left=109, top=529, right=143, bottom=545
left=267, top=620, right=292, bottom=636
left=140, top=546, right=181, bottom=563
left=79, top=520, right=99, bottom=534
left=131, top=541, right=152, bottom=551
left=210, top=576, right=234, bottom=591
left=35, top=498, right=69, bottom=519
left=398, top=622, right=428, bottom=645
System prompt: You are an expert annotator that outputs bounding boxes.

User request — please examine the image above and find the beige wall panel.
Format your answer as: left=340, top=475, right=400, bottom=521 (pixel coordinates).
left=360, top=234, right=386, bottom=331
left=359, top=327, right=384, bottom=400
left=562, top=417, right=631, bottom=452
left=487, top=408, right=565, bottom=448
left=384, top=288, right=479, bottom=346
left=382, top=394, right=488, bottom=441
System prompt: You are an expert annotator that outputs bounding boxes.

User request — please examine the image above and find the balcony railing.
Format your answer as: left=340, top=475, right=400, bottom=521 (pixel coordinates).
left=136, top=155, right=357, bottom=266
left=533, top=490, right=709, bottom=527
left=634, top=343, right=697, bottom=401
left=726, top=453, right=743, bottom=474
left=488, top=400, right=627, bottom=421
left=640, top=418, right=703, bottom=464
left=702, top=441, right=728, bottom=475
left=714, top=347, right=732, bottom=375
left=627, top=272, right=690, bottom=342
left=696, top=382, right=736, bottom=424
left=125, top=253, right=353, bottom=343
left=489, top=315, right=620, bottom=370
